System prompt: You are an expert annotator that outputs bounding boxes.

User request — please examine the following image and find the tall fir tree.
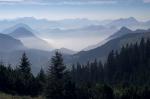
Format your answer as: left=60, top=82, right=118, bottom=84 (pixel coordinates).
left=16, top=52, right=34, bottom=95
left=36, top=67, right=46, bottom=95
left=45, top=52, right=75, bottom=99
left=104, top=50, right=116, bottom=84
left=18, top=52, right=31, bottom=75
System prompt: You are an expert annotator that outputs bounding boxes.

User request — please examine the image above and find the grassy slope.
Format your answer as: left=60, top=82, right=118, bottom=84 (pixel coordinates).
left=0, top=92, right=44, bottom=99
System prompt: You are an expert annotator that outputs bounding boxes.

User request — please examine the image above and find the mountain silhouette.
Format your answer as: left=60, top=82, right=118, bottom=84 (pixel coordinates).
left=7, top=24, right=54, bottom=51
left=65, top=28, right=150, bottom=64
left=0, top=33, right=25, bottom=52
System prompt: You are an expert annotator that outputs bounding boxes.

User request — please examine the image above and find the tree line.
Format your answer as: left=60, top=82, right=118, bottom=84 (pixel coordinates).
left=72, top=38, right=150, bottom=86
left=0, top=53, right=46, bottom=96
left=0, top=38, right=150, bottom=99
left=71, top=38, right=150, bottom=99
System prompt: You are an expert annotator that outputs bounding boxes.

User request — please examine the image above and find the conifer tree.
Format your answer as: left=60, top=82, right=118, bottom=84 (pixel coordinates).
left=36, top=67, right=46, bottom=95
left=45, top=52, right=67, bottom=99
left=18, top=52, right=31, bottom=75
left=17, top=52, right=33, bottom=95
left=104, top=50, right=116, bottom=83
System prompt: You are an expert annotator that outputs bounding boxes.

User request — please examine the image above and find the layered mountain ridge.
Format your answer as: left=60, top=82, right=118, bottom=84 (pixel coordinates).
left=65, top=27, right=150, bottom=64
left=6, top=24, right=54, bottom=51
left=0, top=33, right=25, bottom=52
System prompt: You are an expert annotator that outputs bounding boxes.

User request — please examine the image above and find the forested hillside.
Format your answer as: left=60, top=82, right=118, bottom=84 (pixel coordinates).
left=66, top=29, right=150, bottom=64
left=72, top=38, right=150, bottom=86
left=1, top=38, right=150, bottom=99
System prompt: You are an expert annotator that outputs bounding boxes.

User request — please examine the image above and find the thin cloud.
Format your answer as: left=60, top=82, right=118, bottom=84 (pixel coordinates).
left=143, top=0, right=150, bottom=3
left=27, top=0, right=117, bottom=5
left=0, top=0, right=149, bottom=5
left=0, top=0, right=117, bottom=5
left=0, top=0, right=24, bottom=2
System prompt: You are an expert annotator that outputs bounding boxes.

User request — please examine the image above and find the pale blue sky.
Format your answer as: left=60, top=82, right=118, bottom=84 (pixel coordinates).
left=0, top=0, right=149, bottom=21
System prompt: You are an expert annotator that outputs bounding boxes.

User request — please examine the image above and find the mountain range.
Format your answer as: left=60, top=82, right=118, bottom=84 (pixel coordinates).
left=0, top=24, right=76, bottom=75
left=65, top=27, right=150, bottom=64
left=6, top=24, right=54, bottom=51
left=0, top=17, right=150, bottom=39
left=0, top=18, right=150, bottom=75
left=107, top=17, right=139, bottom=28
left=83, top=27, right=133, bottom=51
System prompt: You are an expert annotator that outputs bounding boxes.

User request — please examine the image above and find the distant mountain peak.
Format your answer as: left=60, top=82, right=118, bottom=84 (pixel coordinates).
left=7, top=24, right=54, bottom=51
left=108, top=27, right=133, bottom=40
left=127, top=17, right=137, bottom=20
left=108, top=17, right=139, bottom=27
left=118, top=17, right=138, bottom=22
left=3, top=23, right=36, bottom=35
left=14, top=23, right=34, bottom=31
left=9, top=26, right=35, bottom=38
left=17, top=17, right=37, bottom=21
left=15, top=23, right=30, bottom=28
left=119, top=26, right=132, bottom=33
left=53, top=47, right=76, bottom=55
left=15, top=26, right=30, bottom=31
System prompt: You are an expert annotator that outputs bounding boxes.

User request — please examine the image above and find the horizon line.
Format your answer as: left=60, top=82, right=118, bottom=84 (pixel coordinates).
left=0, top=16, right=149, bottom=22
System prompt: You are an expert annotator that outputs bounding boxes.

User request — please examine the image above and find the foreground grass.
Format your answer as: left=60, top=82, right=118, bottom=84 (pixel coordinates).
left=0, top=92, right=44, bottom=99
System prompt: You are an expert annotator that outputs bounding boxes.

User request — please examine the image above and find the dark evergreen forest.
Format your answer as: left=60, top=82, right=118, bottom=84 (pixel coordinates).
left=1, top=38, right=150, bottom=99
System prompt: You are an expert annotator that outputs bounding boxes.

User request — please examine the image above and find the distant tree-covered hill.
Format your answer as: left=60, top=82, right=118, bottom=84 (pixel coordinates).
left=71, top=38, right=150, bottom=86
left=65, top=28, right=150, bottom=64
